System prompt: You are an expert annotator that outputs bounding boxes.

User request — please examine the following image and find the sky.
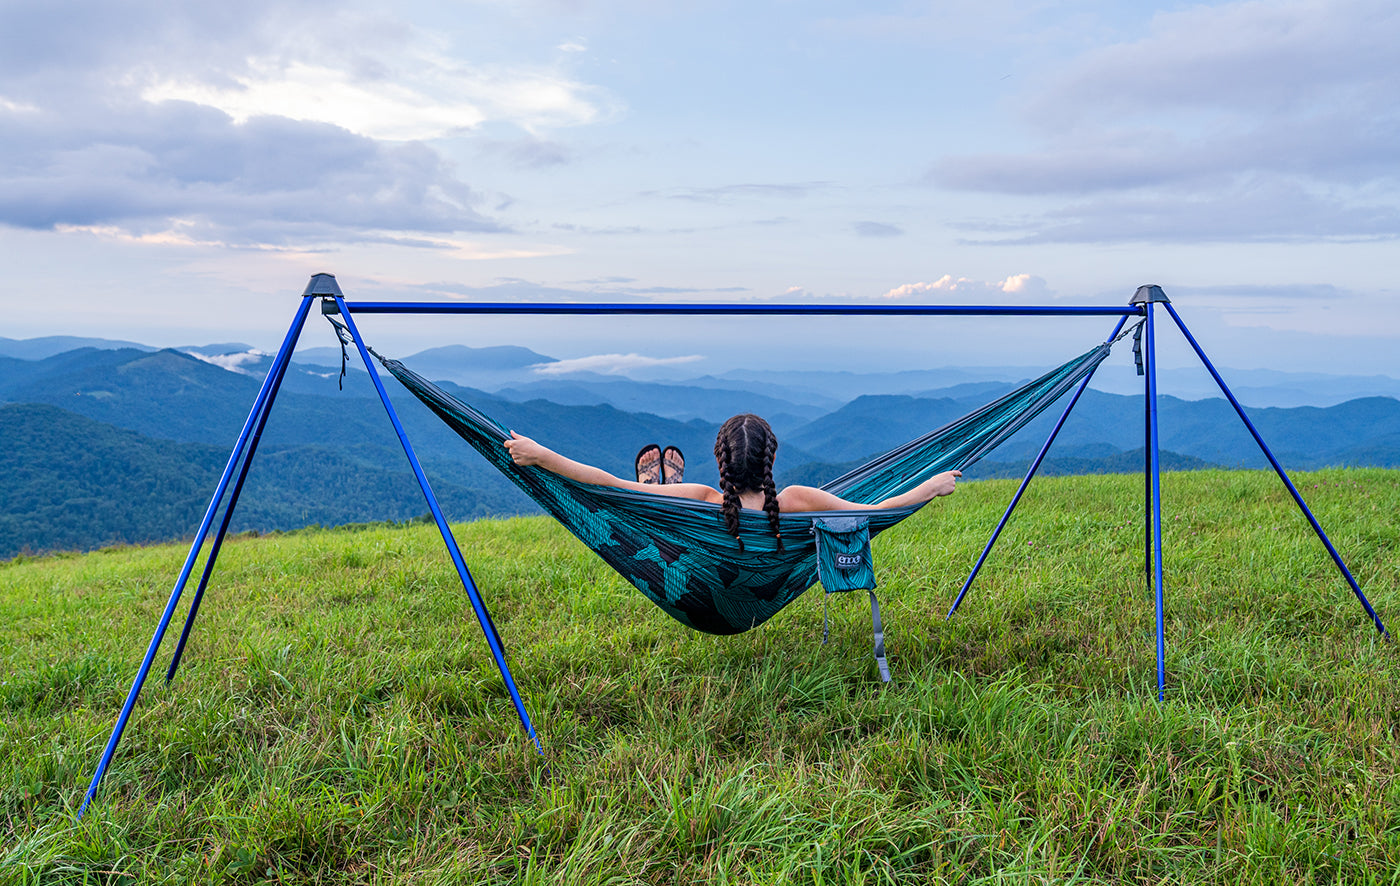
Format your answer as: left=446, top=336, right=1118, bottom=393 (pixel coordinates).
left=2, top=0, right=1398, bottom=379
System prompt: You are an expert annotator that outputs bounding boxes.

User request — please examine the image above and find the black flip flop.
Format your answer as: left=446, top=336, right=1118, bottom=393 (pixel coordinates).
left=635, top=443, right=662, bottom=484
left=661, top=445, right=685, bottom=484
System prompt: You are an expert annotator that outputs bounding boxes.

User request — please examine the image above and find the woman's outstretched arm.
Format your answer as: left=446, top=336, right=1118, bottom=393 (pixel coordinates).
left=778, top=470, right=962, bottom=512
left=502, top=433, right=719, bottom=502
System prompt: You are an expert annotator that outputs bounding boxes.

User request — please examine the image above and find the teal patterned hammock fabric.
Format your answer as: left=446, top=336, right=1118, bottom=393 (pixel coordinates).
left=381, top=343, right=1110, bottom=635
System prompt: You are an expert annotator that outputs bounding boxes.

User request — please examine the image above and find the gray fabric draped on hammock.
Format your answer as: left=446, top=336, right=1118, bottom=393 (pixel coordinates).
left=379, top=342, right=1110, bottom=635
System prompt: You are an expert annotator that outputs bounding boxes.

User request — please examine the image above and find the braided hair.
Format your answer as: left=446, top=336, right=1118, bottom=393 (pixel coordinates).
left=713, top=413, right=783, bottom=552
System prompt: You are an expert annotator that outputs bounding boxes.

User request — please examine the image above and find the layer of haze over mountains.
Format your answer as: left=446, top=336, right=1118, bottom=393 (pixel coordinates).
left=4, top=333, right=1400, bottom=560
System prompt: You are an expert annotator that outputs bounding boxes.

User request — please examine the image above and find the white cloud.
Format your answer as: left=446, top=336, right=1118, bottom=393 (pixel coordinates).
left=143, top=63, right=484, bottom=142
left=998, top=273, right=1040, bottom=294
left=55, top=222, right=235, bottom=249
left=531, top=353, right=704, bottom=375
left=185, top=349, right=268, bottom=374
left=142, top=56, right=607, bottom=142
left=0, top=96, right=39, bottom=113
left=881, top=275, right=1049, bottom=299
left=853, top=220, right=903, bottom=238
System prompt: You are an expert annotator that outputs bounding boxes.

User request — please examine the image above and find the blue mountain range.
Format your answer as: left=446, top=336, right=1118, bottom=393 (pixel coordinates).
left=2, top=336, right=1397, bottom=559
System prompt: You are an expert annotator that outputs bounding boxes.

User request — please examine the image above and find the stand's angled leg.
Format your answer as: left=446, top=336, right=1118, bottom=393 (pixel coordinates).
left=1145, top=304, right=1167, bottom=701
left=78, top=296, right=315, bottom=819
left=333, top=296, right=543, bottom=752
left=1164, top=303, right=1389, bottom=639
left=166, top=305, right=310, bottom=682
left=947, top=317, right=1131, bottom=620
left=1145, top=370, right=1153, bottom=581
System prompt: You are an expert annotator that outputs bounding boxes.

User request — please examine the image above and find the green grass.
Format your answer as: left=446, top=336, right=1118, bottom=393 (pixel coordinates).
left=3, top=469, right=1399, bottom=884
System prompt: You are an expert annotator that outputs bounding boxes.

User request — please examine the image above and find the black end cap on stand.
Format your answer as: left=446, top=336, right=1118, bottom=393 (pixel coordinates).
left=303, top=273, right=344, bottom=298
left=1130, top=284, right=1170, bottom=305
left=305, top=273, right=344, bottom=314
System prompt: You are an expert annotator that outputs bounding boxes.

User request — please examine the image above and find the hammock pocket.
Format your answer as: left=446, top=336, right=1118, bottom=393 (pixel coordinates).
left=379, top=342, right=1110, bottom=635
left=813, top=516, right=877, bottom=593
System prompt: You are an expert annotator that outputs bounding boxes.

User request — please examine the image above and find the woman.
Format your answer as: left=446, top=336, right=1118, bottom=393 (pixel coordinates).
left=504, top=413, right=961, bottom=551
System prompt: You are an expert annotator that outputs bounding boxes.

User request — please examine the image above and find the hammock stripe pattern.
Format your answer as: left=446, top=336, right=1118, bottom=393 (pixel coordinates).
left=379, top=342, right=1110, bottom=634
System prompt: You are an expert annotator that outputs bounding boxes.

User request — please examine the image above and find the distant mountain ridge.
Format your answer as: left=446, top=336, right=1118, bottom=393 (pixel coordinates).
left=494, top=378, right=828, bottom=431
left=1090, top=366, right=1400, bottom=408
left=792, top=389, right=1400, bottom=472
left=0, top=335, right=156, bottom=360
left=11, top=333, right=1400, bottom=408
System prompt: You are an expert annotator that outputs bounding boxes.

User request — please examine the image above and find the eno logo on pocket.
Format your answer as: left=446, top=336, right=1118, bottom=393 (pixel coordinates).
left=836, top=553, right=863, bottom=569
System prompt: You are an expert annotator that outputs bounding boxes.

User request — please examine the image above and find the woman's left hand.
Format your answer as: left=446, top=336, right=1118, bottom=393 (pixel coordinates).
left=926, top=470, right=961, bottom=498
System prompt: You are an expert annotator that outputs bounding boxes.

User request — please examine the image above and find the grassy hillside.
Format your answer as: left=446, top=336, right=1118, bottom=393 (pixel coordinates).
left=3, top=470, right=1399, bottom=883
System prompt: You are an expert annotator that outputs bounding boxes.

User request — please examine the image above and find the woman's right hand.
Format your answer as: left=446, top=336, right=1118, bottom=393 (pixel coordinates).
left=503, top=432, right=550, bottom=467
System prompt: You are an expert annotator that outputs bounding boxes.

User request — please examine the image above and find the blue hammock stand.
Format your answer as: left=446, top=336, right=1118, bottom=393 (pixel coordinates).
left=77, top=275, right=1389, bottom=817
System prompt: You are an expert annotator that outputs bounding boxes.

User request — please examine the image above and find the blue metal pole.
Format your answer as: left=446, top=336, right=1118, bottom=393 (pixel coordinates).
left=165, top=306, right=309, bottom=682
left=1145, top=302, right=1167, bottom=701
left=78, top=295, right=315, bottom=819
left=946, top=316, right=1131, bottom=620
left=341, top=301, right=1139, bottom=317
left=332, top=296, right=543, bottom=752
left=1163, top=303, right=1389, bottom=638
left=1144, top=366, right=1153, bottom=582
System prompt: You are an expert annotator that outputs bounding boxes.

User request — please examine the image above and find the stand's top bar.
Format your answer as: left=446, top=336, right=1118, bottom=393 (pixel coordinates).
left=334, top=300, right=1143, bottom=317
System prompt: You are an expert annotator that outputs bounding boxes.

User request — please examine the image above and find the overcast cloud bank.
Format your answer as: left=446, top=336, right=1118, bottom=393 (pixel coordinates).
left=932, top=0, right=1400, bottom=243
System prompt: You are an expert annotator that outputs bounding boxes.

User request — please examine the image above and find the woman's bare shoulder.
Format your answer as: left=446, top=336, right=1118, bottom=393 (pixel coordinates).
left=777, top=485, right=850, bottom=512
left=650, top=482, right=723, bottom=504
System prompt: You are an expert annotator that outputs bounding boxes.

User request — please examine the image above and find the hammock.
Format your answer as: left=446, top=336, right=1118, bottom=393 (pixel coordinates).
left=376, top=341, right=1112, bottom=635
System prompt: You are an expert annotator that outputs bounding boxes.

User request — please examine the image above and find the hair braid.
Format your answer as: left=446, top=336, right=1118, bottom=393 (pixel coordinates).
left=713, top=413, right=782, bottom=552
left=715, top=433, right=745, bottom=551
left=761, top=433, right=783, bottom=552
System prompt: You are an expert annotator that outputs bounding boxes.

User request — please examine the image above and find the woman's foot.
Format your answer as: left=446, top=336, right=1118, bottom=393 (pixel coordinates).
left=662, top=446, right=685, bottom=484
left=635, top=443, right=662, bottom=484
